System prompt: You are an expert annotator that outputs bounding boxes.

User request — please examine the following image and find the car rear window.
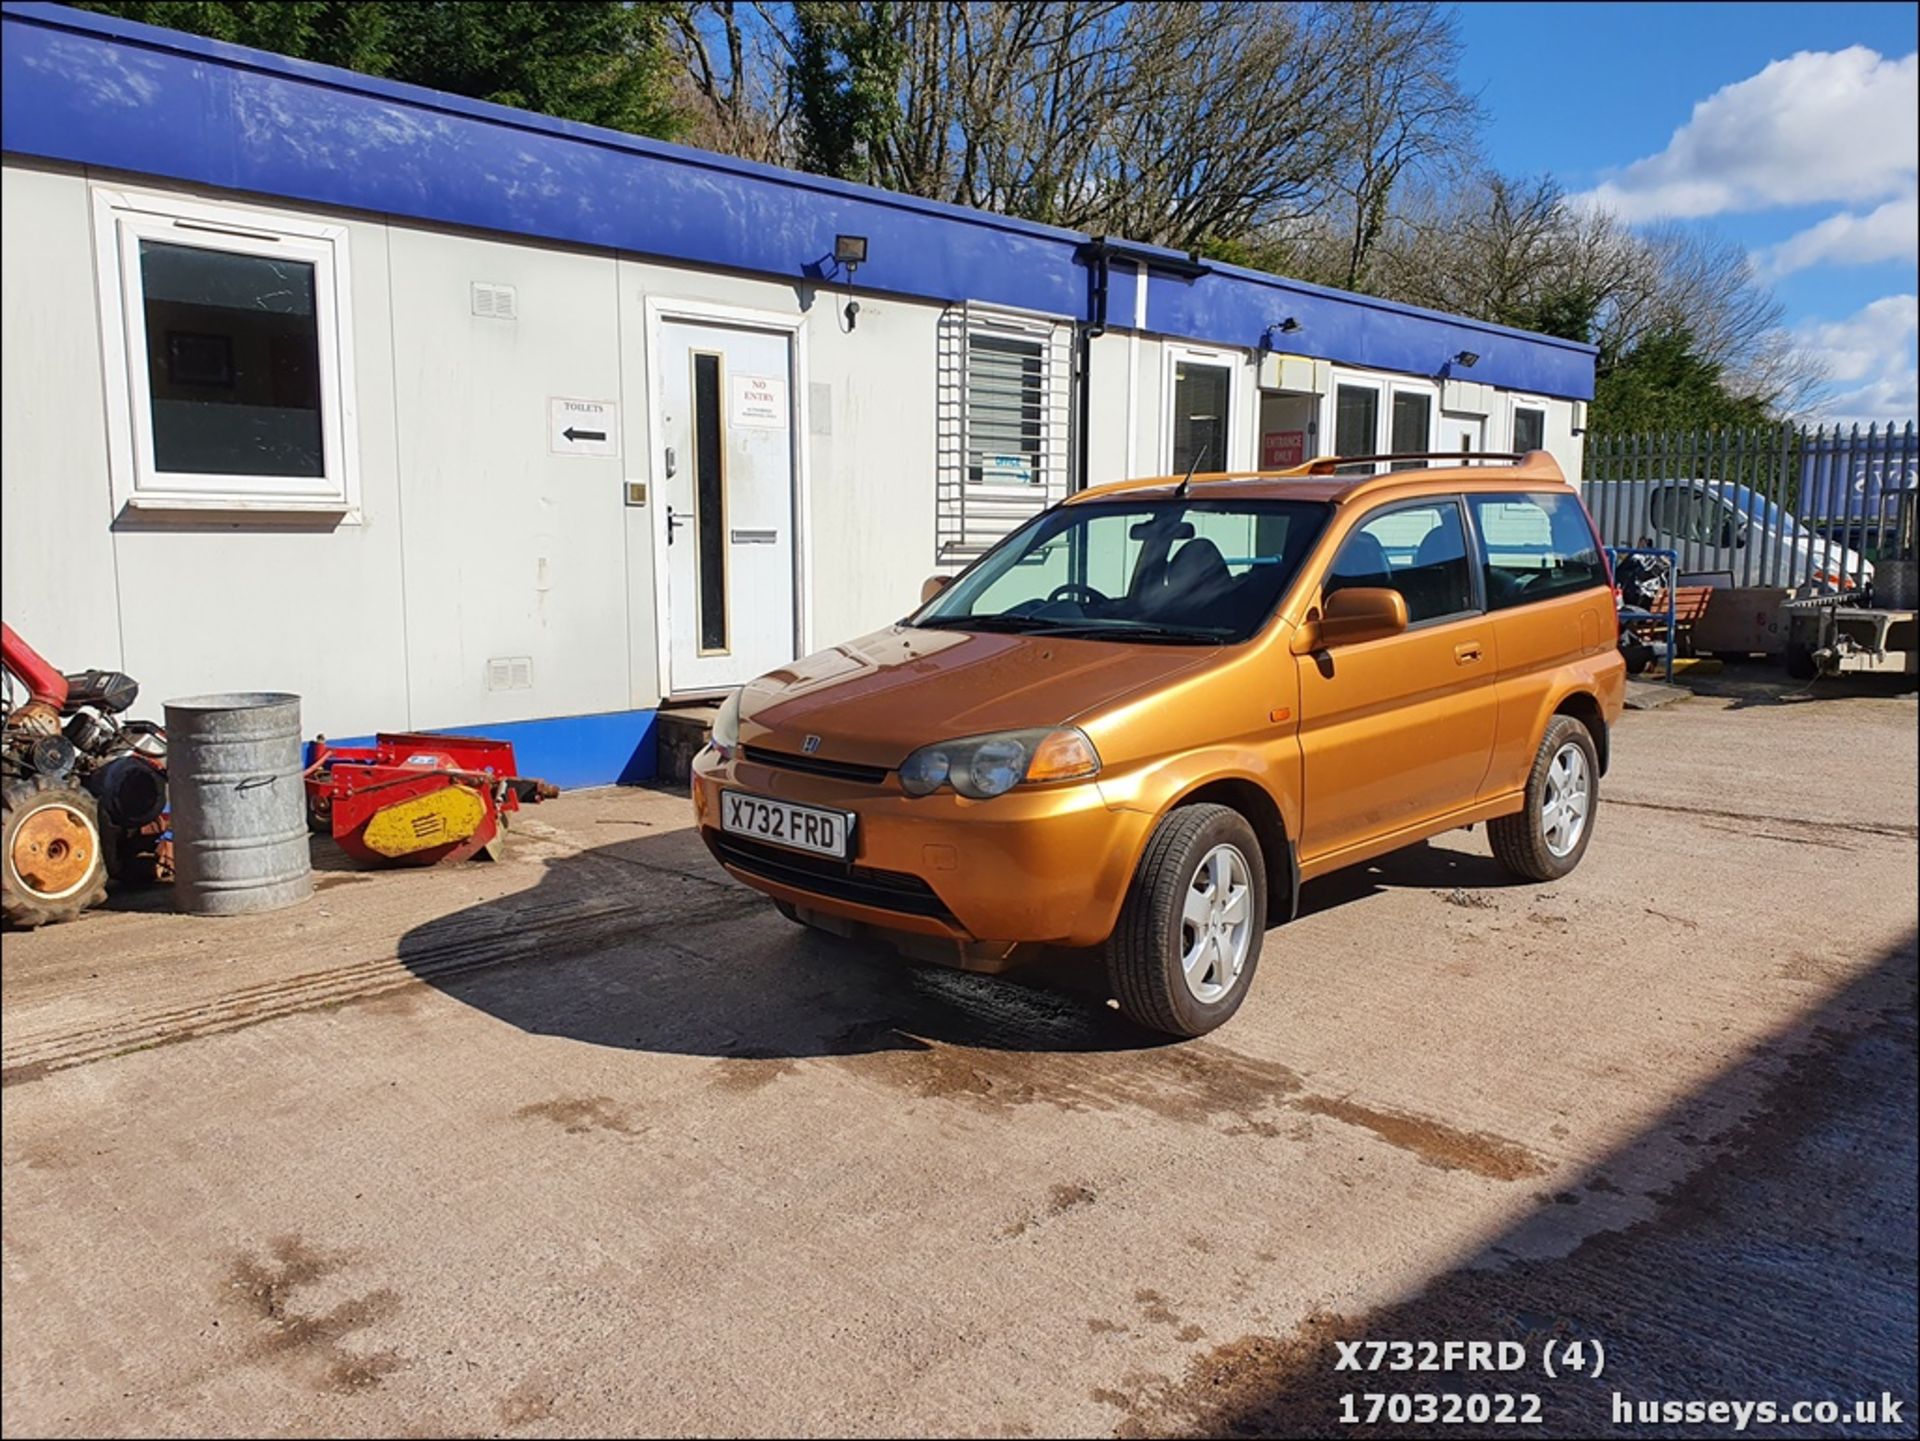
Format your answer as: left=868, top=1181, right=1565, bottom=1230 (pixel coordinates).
left=1471, top=491, right=1608, bottom=609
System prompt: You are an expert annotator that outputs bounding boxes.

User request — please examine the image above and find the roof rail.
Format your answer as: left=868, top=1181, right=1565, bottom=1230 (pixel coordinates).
left=1067, top=450, right=1557, bottom=503
left=1283, top=450, right=1528, bottom=476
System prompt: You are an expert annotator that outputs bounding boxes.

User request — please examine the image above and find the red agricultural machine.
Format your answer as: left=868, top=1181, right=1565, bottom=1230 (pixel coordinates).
left=304, top=733, right=557, bottom=866
left=2, top=623, right=169, bottom=927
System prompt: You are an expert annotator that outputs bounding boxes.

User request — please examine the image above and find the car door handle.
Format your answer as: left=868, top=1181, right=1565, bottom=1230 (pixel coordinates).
left=1454, top=641, right=1484, bottom=664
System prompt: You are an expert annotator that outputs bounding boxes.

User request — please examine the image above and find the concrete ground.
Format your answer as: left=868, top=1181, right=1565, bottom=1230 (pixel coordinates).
left=3, top=675, right=1915, bottom=1438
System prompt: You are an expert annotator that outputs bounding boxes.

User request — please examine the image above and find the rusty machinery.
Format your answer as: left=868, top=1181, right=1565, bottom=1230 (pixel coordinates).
left=1784, top=487, right=1919, bottom=679
left=304, top=733, right=557, bottom=866
left=2, top=623, right=169, bottom=928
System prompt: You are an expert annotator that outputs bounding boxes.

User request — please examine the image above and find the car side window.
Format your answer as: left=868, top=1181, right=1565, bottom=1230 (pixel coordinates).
left=1470, top=492, right=1608, bottom=609
left=1648, top=485, right=1697, bottom=542
left=1325, top=501, right=1475, bottom=624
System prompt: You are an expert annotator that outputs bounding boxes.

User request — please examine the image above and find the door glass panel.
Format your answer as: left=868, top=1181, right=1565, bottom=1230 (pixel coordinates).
left=1171, top=361, right=1230, bottom=475
left=1326, top=502, right=1474, bottom=623
left=1334, top=384, right=1379, bottom=472
left=692, top=352, right=728, bottom=654
left=139, top=240, right=323, bottom=477
left=1389, top=391, right=1432, bottom=468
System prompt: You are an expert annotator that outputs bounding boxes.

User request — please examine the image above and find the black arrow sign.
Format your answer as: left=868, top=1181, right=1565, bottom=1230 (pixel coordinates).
left=563, top=426, right=607, bottom=444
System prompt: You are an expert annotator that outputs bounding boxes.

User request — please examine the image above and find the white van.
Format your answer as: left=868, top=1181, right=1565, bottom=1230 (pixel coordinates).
left=1584, top=478, right=1874, bottom=591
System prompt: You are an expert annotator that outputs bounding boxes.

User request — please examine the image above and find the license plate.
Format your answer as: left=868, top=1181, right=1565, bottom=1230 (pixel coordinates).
left=719, top=790, right=852, bottom=859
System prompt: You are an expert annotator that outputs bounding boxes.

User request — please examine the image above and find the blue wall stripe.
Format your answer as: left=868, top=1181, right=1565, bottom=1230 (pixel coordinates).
left=1, top=2, right=1596, bottom=400
left=307, top=708, right=660, bottom=792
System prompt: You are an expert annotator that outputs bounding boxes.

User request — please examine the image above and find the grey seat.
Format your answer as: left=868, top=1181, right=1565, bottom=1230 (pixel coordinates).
left=1143, top=538, right=1233, bottom=619
left=1327, top=530, right=1392, bottom=594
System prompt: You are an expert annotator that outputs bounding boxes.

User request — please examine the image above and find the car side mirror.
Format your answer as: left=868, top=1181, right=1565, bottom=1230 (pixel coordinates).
left=1296, top=587, right=1409, bottom=651
left=921, top=574, right=954, bottom=605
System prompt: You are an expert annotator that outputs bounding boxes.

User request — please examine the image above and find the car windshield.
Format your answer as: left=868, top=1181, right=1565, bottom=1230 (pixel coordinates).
left=913, top=497, right=1332, bottom=644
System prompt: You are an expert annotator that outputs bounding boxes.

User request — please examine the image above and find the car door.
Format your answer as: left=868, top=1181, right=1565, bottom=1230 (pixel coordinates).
left=1295, top=497, right=1498, bottom=863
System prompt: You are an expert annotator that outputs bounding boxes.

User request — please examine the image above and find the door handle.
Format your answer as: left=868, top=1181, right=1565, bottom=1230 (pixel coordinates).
left=1454, top=641, right=1483, bottom=664
left=667, top=505, right=690, bottom=545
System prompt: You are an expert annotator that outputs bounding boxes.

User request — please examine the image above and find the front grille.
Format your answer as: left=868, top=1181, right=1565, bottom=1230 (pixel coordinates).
left=709, top=832, right=953, bottom=920
left=742, top=744, right=890, bottom=785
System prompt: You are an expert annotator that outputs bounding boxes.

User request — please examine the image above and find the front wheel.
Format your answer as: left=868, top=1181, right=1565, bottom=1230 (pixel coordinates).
left=1488, top=717, right=1598, bottom=882
left=1107, top=804, right=1266, bottom=1038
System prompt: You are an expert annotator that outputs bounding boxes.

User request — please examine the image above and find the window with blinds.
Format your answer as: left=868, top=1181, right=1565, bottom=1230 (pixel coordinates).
left=936, top=304, right=1072, bottom=565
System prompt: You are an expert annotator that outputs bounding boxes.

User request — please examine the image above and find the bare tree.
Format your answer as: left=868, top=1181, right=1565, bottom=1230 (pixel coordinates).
left=669, top=0, right=797, bottom=165
left=780, top=2, right=1474, bottom=251
left=1317, top=1, right=1481, bottom=291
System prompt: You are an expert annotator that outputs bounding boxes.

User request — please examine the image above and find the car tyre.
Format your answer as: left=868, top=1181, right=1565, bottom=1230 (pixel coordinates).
left=1107, top=803, right=1265, bottom=1039
left=1488, top=716, right=1599, bottom=883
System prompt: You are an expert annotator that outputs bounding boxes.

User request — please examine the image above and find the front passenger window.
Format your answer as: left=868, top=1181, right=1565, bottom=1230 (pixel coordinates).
left=1325, top=502, right=1474, bottom=624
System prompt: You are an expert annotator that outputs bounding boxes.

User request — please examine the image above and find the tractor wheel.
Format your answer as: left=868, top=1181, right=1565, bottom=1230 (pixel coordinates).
left=2, top=774, right=110, bottom=928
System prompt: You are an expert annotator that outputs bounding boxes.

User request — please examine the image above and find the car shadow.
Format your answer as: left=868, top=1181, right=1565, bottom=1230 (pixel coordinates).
left=394, top=822, right=1521, bottom=1063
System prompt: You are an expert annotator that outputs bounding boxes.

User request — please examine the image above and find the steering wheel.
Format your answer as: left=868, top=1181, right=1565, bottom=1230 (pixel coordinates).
left=1046, top=581, right=1110, bottom=606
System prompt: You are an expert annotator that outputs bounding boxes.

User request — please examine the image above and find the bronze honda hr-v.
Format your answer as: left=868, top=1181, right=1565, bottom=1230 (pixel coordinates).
left=692, top=451, right=1625, bottom=1037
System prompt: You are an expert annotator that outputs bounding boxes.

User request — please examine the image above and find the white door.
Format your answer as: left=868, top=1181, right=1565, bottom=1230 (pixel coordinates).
left=1443, top=414, right=1486, bottom=460
left=657, top=320, right=796, bottom=694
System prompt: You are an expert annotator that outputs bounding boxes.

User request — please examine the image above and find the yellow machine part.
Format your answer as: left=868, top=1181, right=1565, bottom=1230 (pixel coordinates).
left=361, top=783, right=489, bottom=858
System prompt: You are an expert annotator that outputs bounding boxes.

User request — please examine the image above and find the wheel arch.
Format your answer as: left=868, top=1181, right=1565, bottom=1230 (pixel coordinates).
left=1164, top=775, right=1298, bottom=926
left=1552, top=689, right=1609, bottom=775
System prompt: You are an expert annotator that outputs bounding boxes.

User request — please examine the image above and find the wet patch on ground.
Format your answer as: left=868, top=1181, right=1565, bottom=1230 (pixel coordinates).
left=1291, top=1095, right=1549, bottom=1180
left=513, top=1095, right=646, bottom=1137
left=224, top=1235, right=404, bottom=1394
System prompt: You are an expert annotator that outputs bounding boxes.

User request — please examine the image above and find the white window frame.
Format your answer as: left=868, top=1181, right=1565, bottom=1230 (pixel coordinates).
left=1385, top=379, right=1438, bottom=467
left=935, top=302, right=1070, bottom=565
left=1161, top=341, right=1248, bottom=473
left=1509, top=395, right=1549, bottom=455
left=1322, top=369, right=1439, bottom=472
left=91, top=186, right=360, bottom=517
left=1325, top=373, right=1383, bottom=469
left=962, top=310, right=1062, bottom=498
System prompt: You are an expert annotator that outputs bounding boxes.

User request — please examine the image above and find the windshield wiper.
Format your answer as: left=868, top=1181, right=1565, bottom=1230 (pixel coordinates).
left=1039, top=623, right=1228, bottom=645
left=916, top=613, right=1059, bottom=633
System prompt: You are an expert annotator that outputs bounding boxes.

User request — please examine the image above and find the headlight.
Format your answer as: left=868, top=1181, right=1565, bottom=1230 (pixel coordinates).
left=898, top=744, right=951, bottom=796
left=897, top=727, right=1099, bottom=799
left=709, top=691, right=742, bottom=755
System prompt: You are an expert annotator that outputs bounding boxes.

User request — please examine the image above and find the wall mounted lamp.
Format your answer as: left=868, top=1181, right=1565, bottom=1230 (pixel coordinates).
left=1259, top=317, right=1302, bottom=351
left=1453, top=349, right=1481, bottom=368
left=834, top=234, right=869, bottom=331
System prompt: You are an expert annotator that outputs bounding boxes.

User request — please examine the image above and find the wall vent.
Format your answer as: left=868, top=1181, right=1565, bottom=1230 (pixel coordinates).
left=471, top=282, right=518, bottom=320
left=486, top=656, right=534, bottom=691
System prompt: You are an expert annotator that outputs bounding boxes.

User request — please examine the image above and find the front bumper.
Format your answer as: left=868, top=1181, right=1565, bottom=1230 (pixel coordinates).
left=690, top=745, right=1150, bottom=949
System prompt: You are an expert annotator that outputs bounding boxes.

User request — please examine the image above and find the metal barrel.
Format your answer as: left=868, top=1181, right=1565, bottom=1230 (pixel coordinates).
left=164, top=692, right=312, bottom=916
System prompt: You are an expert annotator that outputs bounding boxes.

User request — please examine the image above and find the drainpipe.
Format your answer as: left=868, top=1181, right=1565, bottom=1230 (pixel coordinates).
left=1074, top=239, right=1112, bottom=495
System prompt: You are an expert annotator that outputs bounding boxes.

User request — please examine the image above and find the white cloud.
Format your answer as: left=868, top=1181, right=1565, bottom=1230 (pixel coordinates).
left=1574, top=48, right=1917, bottom=222
left=1794, top=295, right=1918, bottom=424
left=1758, top=189, right=1920, bottom=278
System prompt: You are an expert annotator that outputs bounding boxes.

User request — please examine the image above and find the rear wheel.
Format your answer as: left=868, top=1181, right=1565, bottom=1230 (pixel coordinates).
left=1107, top=804, right=1265, bottom=1038
left=2, top=775, right=109, bottom=928
left=1488, top=717, right=1598, bottom=882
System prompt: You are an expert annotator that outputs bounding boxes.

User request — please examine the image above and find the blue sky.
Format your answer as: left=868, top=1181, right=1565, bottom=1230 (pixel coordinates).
left=1453, top=2, right=1918, bottom=421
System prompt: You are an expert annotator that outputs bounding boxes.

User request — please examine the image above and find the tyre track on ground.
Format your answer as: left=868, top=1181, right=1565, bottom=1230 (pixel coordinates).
left=2, top=854, right=748, bottom=1084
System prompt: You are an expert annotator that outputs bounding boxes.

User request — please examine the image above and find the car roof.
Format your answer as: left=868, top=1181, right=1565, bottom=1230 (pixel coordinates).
left=1066, top=450, right=1571, bottom=507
